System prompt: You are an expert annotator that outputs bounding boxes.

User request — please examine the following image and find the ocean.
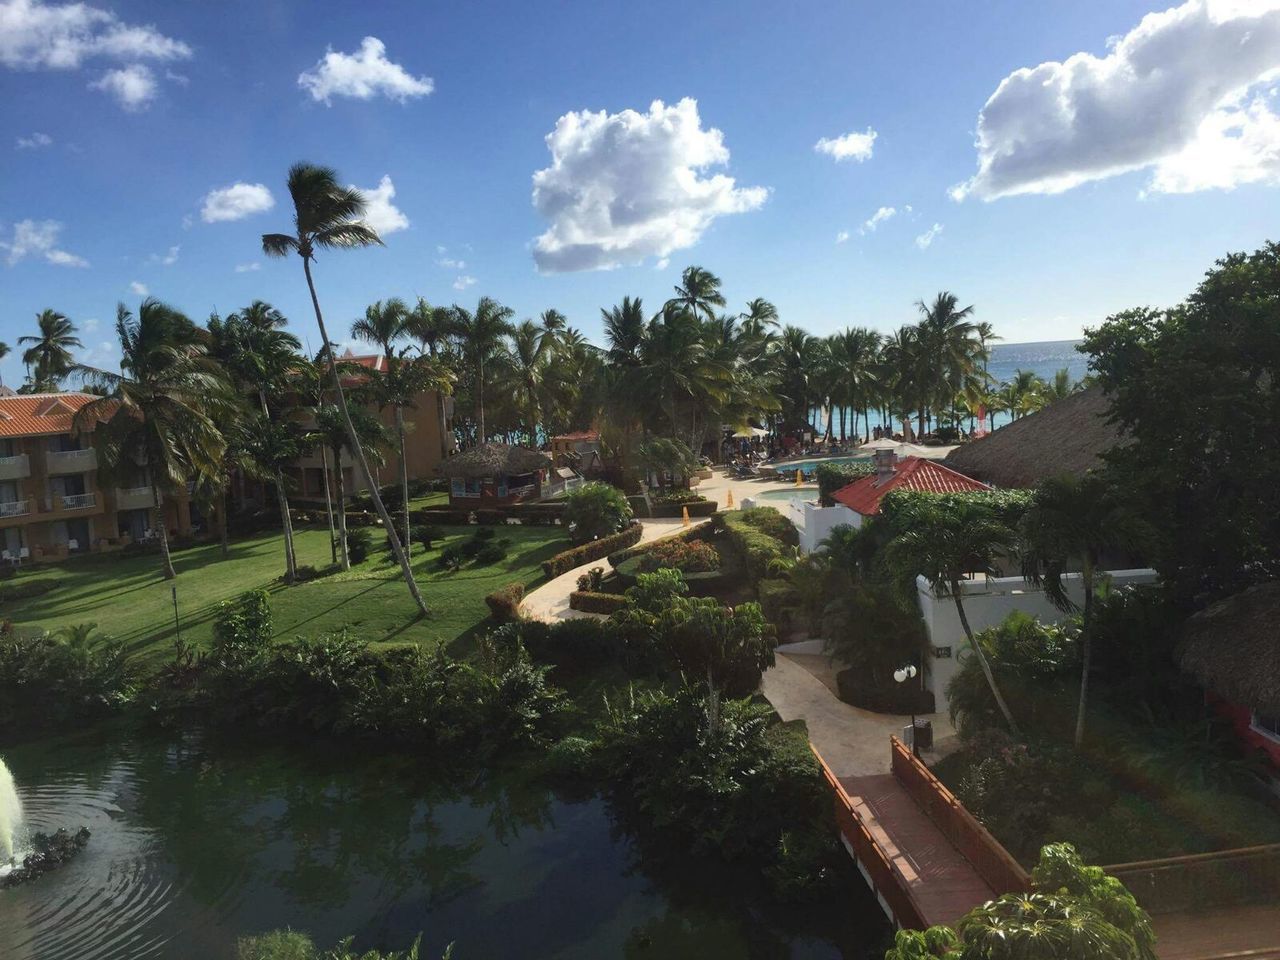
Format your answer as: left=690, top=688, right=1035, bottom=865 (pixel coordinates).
left=808, top=339, right=1088, bottom=438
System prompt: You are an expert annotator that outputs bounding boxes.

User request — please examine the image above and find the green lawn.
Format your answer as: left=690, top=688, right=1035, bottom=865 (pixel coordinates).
left=406, top=490, right=450, bottom=509
left=4, top=524, right=569, bottom=669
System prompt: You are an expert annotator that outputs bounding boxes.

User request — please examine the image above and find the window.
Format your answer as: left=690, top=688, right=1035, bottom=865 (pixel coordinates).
left=1252, top=712, right=1280, bottom=744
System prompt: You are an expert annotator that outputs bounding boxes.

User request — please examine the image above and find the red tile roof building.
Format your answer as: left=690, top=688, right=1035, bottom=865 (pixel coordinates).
left=831, top=456, right=990, bottom=516
left=0, top=392, right=102, bottom=438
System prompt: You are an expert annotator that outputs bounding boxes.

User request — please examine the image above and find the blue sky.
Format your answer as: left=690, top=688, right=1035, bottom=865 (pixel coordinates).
left=3, top=0, right=1280, bottom=382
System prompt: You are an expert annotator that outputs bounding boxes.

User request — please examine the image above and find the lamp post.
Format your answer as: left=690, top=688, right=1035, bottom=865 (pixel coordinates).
left=894, top=664, right=919, bottom=758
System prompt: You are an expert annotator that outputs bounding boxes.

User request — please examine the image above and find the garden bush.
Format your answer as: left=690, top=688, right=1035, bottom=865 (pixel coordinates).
left=0, top=579, right=57, bottom=602
left=720, top=512, right=790, bottom=583
left=608, top=524, right=705, bottom=568
left=345, top=527, right=372, bottom=564
left=815, top=460, right=875, bottom=506
left=575, top=566, right=605, bottom=592
left=491, top=617, right=623, bottom=671
left=648, top=497, right=718, bottom=518
left=735, top=506, right=798, bottom=545
left=637, top=538, right=720, bottom=573
left=541, top=522, right=642, bottom=578
left=563, top=481, right=634, bottom=543
left=569, top=591, right=629, bottom=615
left=211, top=589, right=273, bottom=662
left=649, top=490, right=706, bottom=505
left=836, top=668, right=935, bottom=715
left=475, top=508, right=506, bottom=525
left=475, top=542, right=507, bottom=565
left=0, top=628, right=136, bottom=733
left=484, top=583, right=525, bottom=621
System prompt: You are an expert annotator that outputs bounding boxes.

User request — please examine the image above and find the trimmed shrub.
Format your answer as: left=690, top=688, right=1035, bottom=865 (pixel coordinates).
left=735, top=506, right=798, bottom=545
left=569, top=591, right=629, bottom=615
left=212, top=589, right=273, bottom=662
left=474, top=526, right=497, bottom=541
left=475, top=508, right=506, bottom=525
left=650, top=490, right=705, bottom=505
left=638, top=537, right=720, bottom=573
left=484, top=583, right=525, bottom=621
left=649, top=497, right=718, bottom=518
left=721, top=512, right=790, bottom=583
left=542, top=521, right=642, bottom=578
left=475, top=542, right=507, bottom=565
left=626, top=495, right=652, bottom=519
left=564, top=482, right=634, bottom=543
left=345, top=528, right=373, bottom=564
left=758, top=578, right=799, bottom=634
left=576, top=566, right=605, bottom=592
left=815, top=460, right=876, bottom=506
left=608, top=524, right=706, bottom=568
left=0, top=579, right=58, bottom=602
left=836, top=668, right=936, bottom=715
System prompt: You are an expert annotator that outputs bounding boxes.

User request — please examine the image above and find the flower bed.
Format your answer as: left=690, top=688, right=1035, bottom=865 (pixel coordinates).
left=638, top=537, right=720, bottom=573
left=541, top=522, right=643, bottom=578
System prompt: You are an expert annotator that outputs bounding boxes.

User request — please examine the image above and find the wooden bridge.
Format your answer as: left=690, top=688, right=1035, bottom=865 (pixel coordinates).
left=816, top=737, right=1280, bottom=959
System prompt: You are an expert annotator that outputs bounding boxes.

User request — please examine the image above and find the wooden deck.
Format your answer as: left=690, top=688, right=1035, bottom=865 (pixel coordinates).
left=840, top=773, right=997, bottom=927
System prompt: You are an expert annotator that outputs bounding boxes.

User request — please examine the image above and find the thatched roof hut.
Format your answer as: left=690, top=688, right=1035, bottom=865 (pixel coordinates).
left=942, top=386, right=1124, bottom=489
left=1177, top=581, right=1280, bottom=715
left=436, top=442, right=552, bottom=479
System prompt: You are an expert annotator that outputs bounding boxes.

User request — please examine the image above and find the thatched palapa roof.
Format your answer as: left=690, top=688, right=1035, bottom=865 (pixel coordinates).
left=437, top=442, right=552, bottom=479
left=1177, top=581, right=1280, bottom=715
left=942, top=386, right=1124, bottom=489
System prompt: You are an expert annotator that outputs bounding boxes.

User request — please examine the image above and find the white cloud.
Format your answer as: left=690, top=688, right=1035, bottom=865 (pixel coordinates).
left=915, top=223, right=944, bottom=250
left=654, top=257, right=670, bottom=270
left=89, top=63, right=156, bottom=110
left=148, top=244, right=179, bottom=266
left=16, top=131, right=51, bottom=148
left=234, top=261, right=260, bottom=273
left=861, top=205, right=897, bottom=233
left=835, top=230, right=850, bottom=244
left=298, top=36, right=432, bottom=105
left=814, top=127, right=877, bottom=162
left=531, top=97, right=768, bottom=272
left=0, top=0, right=191, bottom=70
left=82, top=317, right=98, bottom=331
left=1, top=218, right=87, bottom=266
left=129, top=280, right=147, bottom=295
left=954, top=0, right=1280, bottom=201
left=201, top=182, right=274, bottom=223
left=452, top=274, right=476, bottom=291
left=354, top=174, right=408, bottom=235
left=436, top=256, right=466, bottom=269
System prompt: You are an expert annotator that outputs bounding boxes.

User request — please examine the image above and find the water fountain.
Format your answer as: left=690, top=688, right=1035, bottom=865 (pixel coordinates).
left=0, top=755, right=22, bottom=867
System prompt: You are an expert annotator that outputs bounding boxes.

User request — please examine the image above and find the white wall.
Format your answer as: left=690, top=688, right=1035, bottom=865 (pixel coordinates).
left=916, top=569, right=1159, bottom=712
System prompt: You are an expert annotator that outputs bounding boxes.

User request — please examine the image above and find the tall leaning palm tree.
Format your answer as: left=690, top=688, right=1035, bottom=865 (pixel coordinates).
left=451, top=296, right=515, bottom=443
left=261, top=162, right=427, bottom=616
left=1020, top=473, right=1151, bottom=747
left=19, top=309, right=82, bottom=391
left=885, top=500, right=1021, bottom=735
left=72, top=299, right=235, bottom=580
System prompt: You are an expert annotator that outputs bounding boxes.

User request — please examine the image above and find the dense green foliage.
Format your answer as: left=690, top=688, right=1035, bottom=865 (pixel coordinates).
left=1082, top=241, right=1280, bottom=601
left=0, top=626, right=137, bottom=733
left=238, top=930, right=445, bottom=960
left=719, top=510, right=794, bottom=583
left=212, top=589, right=273, bottom=662
left=637, top=537, right=720, bottom=573
left=885, top=843, right=1156, bottom=960
left=815, top=460, right=875, bottom=506
left=563, top=481, right=634, bottom=543
left=541, top=521, right=642, bottom=577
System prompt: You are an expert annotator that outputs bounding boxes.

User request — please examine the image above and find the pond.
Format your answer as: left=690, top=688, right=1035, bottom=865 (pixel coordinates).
left=0, top=727, right=890, bottom=960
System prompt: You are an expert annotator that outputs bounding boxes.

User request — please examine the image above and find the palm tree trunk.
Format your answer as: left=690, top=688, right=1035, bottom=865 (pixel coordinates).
left=333, top=442, right=350, bottom=570
left=1075, top=559, right=1095, bottom=748
left=219, top=486, right=230, bottom=560
left=302, top=256, right=427, bottom=615
left=154, top=486, right=175, bottom=580
left=320, top=445, right=336, bottom=565
left=477, top=356, right=486, bottom=442
left=259, top=390, right=297, bottom=580
left=396, top=404, right=410, bottom=556
left=952, top=587, right=1020, bottom=736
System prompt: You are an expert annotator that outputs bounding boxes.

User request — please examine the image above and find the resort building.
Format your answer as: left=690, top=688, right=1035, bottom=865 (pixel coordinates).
left=0, top=391, right=194, bottom=562
left=547, top=429, right=603, bottom=476
left=437, top=442, right=553, bottom=506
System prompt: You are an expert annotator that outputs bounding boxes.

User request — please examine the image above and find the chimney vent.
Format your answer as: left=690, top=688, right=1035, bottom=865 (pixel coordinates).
left=874, top=449, right=897, bottom=483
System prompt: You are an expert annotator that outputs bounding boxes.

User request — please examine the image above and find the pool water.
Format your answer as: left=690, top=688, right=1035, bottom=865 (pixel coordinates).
left=0, top=726, right=890, bottom=960
left=754, top=489, right=820, bottom=506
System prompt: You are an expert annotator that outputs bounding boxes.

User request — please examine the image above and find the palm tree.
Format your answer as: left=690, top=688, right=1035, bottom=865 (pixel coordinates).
left=740, top=298, right=779, bottom=329
left=538, top=308, right=567, bottom=353
left=209, top=302, right=304, bottom=580
left=19, top=309, right=82, bottom=390
left=72, top=299, right=234, bottom=580
left=884, top=500, right=1021, bottom=734
left=915, top=292, right=978, bottom=434
left=1000, top=369, right=1046, bottom=419
left=405, top=297, right=457, bottom=459
left=451, top=296, right=515, bottom=443
left=601, top=296, right=646, bottom=366
left=507, top=319, right=550, bottom=446
left=0, top=341, right=9, bottom=386
left=1020, top=473, right=1151, bottom=746
left=666, top=265, right=726, bottom=322
left=261, top=162, right=427, bottom=616
left=310, top=403, right=391, bottom=570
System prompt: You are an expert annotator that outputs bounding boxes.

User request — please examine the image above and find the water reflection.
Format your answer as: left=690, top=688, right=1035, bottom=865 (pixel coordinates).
left=0, top=726, right=888, bottom=959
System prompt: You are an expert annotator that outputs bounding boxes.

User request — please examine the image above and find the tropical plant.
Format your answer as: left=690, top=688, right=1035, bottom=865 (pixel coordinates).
left=666, top=265, right=726, bottom=322
left=884, top=499, right=1021, bottom=734
left=563, top=481, right=633, bottom=543
left=261, top=162, right=427, bottom=615
left=451, top=295, right=515, bottom=443
left=72, top=299, right=236, bottom=579
left=309, top=403, right=391, bottom=569
left=19, top=309, right=82, bottom=390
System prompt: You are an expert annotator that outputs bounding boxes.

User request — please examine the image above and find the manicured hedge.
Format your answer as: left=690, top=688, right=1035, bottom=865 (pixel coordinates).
left=720, top=511, right=792, bottom=584
left=542, top=522, right=643, bottom=578
left=649, top=498, right=718, bottom=518
left=569, top=591, right=629, bottom=615
left=614, top=555, right=725, bottom=590
left=409, top=502, right=567, bottom=527
left=836, top=667, right=936, bottom=715
left=484, top=582, right=525, bottom=621
left=758, top=578, right=799, bottom=634
left=626, top=495, right=652, bottom=519
left=816, top=460, right=876, bottom=506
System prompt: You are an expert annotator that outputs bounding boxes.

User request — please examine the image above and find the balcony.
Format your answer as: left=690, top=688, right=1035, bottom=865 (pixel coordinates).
left=0, top=454, right=30, bottom=481
left=46, top=448, right=97, bottom=475
left=0, top=499, right=31, bottom=519
left=59, top=493, right=97, bottom=511
left=115, top=487, right=158, bottom=511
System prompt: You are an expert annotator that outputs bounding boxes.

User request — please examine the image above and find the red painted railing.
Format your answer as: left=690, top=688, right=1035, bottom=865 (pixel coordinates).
left=889, top=737, right=1031, bottom=895
left=811, top=745, right=928, bottom=930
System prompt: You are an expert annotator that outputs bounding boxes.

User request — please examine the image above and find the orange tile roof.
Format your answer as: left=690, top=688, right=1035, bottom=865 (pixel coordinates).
left=337, top=352, right=386, bottom=386
left=0, top=393, right=104, bottom=439
left=832, top=457, right=990, bottom=516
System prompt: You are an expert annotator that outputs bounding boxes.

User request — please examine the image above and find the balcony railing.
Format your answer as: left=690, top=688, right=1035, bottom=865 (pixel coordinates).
left=60, top=493, right=97, bottom=511
left=0, top=454, right=30, bottom=481
left=115, top=487, right=157, bottom=510
left=46, top=448, right=97, bottom=475
left=0, top=499, right=31, bottom=519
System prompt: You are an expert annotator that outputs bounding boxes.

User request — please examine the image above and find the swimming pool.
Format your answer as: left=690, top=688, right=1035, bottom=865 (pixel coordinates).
left=753, top=488, right=819, bottom=505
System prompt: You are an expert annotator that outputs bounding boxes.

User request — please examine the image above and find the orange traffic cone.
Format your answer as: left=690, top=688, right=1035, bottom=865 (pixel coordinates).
left=682, top=505, right=691, bottom=527
left=795, top=469, right=803, bottom=486
left=726, top=489, right=734, bottom=508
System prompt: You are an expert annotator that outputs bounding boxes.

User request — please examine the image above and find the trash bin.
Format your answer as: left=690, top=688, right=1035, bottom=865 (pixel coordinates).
left=913, top=718, right=933, bottom=751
